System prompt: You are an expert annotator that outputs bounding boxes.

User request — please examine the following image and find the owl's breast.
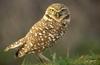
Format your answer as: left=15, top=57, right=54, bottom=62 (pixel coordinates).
left=25, top=19, right=68, bottom=53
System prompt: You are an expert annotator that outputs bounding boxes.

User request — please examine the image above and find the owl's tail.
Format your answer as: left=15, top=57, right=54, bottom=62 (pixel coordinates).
left=4, top=37, right=26, bottom=52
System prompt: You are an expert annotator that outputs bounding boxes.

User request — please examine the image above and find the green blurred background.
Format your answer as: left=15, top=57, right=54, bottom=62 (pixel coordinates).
left=0, top=0, right=100, bottom=65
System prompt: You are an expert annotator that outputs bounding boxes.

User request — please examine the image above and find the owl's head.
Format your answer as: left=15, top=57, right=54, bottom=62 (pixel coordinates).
left=44, top=3, right=70, bottom=22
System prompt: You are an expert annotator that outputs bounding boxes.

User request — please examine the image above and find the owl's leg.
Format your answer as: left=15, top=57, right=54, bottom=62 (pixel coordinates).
left=37, top=53, right=51, bottom=64
left=4, top=38, right=25, bottom=51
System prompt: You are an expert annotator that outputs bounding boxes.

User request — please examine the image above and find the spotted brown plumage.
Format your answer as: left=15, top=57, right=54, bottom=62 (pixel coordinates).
left=4, top=3, right=71, bottom=61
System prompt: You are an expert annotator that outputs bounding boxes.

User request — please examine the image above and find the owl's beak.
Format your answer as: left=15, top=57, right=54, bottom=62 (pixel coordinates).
left=56, top=13, right=61, bottom=18
left=60, top=14, right=70, bottom=22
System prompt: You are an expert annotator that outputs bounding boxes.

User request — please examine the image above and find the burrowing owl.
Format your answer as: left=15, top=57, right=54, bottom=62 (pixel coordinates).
left=4, top=3, right=71, bottom=62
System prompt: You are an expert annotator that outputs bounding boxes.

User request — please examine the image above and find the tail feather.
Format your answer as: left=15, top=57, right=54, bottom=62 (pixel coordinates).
left=4, top=38, right=25, bottom=52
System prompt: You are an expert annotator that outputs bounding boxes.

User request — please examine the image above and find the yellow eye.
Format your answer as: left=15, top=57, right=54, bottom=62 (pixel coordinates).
left=49, top=9, right=56, bottom=15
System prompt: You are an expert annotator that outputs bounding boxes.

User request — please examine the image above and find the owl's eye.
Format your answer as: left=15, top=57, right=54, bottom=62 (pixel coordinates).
left=49, top=9, right=56, bottom=15
left=50, top=9, right=54, bottom=12
left=60, top=9, right=67, bottom=13
left=57, top=9, right=67, bottom=17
